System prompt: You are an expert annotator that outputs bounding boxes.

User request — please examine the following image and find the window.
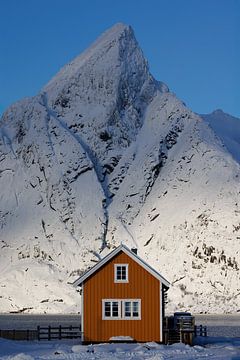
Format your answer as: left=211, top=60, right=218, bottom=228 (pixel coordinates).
left=102, top=300, right=121, bottom=319
left=114, top=264, right=128, bottom=282
left=102, top=299, right=141, bottom=320
left=123, top=300, right=141, bottom=319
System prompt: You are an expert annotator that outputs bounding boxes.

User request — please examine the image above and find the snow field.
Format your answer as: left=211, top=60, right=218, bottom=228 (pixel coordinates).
left=0, top=338, right=240, bottom=360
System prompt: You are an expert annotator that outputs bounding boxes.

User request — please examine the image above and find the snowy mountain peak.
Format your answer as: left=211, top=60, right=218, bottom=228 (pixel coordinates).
left=43, top=22, right=150, bottom=97
left=43, top=22, right=168, bottom=106
left=92, top=22, right=133, bottom=44
left=201, top=110, right=240, bottom=163
left=0, top=25, right=239, bottom=314
left=212, top=109, right=224, bottom=115
left=40, top=23, right=169, bottom=179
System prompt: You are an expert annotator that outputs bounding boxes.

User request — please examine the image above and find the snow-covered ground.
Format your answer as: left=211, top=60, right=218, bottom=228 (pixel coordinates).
left=0, top=337, right=240, bottom=360
left=0, top=315, right=240, bottom=359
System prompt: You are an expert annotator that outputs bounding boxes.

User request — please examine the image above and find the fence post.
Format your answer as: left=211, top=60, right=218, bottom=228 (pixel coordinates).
left=37, top=326, right=40, bottom=341
left=48, top=326, right=51, bottom=341
left=200, top=324, right=202, bottom=336
left=59, top=325, right=62, bottom=340
left=27, top=329, right=29, bottom=341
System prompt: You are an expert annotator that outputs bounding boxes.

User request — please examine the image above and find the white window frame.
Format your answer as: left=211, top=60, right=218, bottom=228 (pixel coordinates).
left=122, top=299, right=141, bottom=320
left=102, top=299, right=121, bottom=320
left=102, top=299, right=141, bottom=320
left=114, top=264, right=129, bottom=283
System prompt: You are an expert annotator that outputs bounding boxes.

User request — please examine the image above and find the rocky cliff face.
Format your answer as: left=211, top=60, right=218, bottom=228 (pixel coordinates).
left=0, top=23, right=239, bottom=313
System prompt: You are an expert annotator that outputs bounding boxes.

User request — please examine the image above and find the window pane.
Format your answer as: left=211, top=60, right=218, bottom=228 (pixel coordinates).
left=124, top=301, right=131, bottom=317
left=121, top=267, right=126, bottom=279
left=116, top=268, right=122, bottom=279
left=112, top=302, right=119, bottom=317
left=133, top=302, right=139, bottom=317
left=105, top=302, right=111, bottom=317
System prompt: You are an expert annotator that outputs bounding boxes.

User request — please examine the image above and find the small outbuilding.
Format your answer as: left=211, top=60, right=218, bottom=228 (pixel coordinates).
left=73, top=244, right=170, bottom=343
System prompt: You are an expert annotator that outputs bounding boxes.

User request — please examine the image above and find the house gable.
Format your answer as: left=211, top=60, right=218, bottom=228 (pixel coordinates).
left=73, top=244, right=170, bottom=288
left=84, top=250, right=161, bottom=296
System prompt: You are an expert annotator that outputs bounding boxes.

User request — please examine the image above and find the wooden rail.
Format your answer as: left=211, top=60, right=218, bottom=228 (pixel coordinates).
left=37, top=325, right=82, bottom=341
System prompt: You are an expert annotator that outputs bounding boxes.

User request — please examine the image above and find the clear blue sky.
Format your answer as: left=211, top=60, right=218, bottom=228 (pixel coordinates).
left=0, top=0, right=239, bottom=117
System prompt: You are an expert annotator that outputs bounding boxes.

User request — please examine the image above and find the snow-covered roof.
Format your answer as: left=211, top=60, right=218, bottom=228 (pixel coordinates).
left=73, top=244, right=170, bottom=288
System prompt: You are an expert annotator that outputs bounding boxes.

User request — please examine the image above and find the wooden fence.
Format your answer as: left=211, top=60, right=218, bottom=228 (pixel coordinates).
left=37, top=325, right=82, bottom=341
left=0, top=325, right=82, bottom=341
left=0, top=329, right=37, bottom=341
left=0, top=324, right=206, bottom=342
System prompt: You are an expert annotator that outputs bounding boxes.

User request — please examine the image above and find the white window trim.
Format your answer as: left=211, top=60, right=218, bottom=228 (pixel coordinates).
left=122, top=299, right=141, bottom=320
left=102, top=299, right=141, bottom=320
left=114, top=264, right=129, bottom=283
left=102, top=299, right=121, bottom=320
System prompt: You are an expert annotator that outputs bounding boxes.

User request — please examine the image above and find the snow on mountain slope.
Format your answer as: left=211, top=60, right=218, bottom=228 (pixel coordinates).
left=106, top=94, right=240, bottom=313
left=0, top=23, right=239, bottom=314
left=201, top=109, right=240, bottom=163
